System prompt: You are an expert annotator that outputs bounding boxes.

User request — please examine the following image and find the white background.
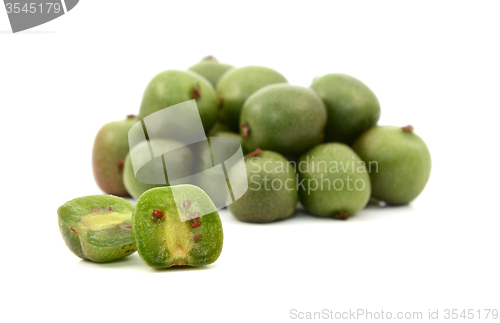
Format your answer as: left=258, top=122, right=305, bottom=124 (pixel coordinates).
left=1, top=1, right=499, bottom=322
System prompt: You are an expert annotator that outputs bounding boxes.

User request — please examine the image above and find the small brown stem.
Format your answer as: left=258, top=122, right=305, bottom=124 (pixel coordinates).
left=245, top=148, right=263, bottom=160
left=241, top=123, right=249, bottom=139
left=191, top=83, right=202, bottom=99
left=334, top=213, right=349, bottom=220
left=203, top=55, right=217, bottom=62
left=402, top=125, right=414, bottom=132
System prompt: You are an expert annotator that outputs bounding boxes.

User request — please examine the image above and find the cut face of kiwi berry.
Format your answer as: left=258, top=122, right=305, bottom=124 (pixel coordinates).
left=57, top=195, right=136, bottom=262
left=132, top=185, right=223, bottom=268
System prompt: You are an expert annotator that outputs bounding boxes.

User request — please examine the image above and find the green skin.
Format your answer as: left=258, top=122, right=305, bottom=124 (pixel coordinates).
left=58, top=195, right=136, bottom=262
left=92, top=115, right=137, bottom=196
left=240, top=84, right=327, bottom=157
left=207, top=122, right=234, bottom=137
left=138, top=70, right=219, bottom=132
left=298, top=143, right=371, bottom=218
left=188, top=57, right=234, bottom=88
left=196, top=132, right=244, bottom=207
left=311, top=73, right=380, bottom=145
left=216, top=66, right=287, bottom=131
left=132, top=185, right=223, bottom=268
left=228, top=150, right=298, bottom=223
left=123, top=139, right=194, bottom=199
left=352, top=126, right=431, bottom=205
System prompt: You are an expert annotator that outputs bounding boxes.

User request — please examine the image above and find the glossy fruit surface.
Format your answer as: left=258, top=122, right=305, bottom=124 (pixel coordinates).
left=216, top=66, right=287, bottom=131
left=123, top=139, right=194, bottom=199
left=132, top=185, right=223, bottom=268
left=58, top=195, right=135, bottom=262
left=311, top=73, right=380, bottom=145
left=240, top=84, right=327, bottom=156
left=352, top=125, right=431, bottom=205
left=298, top=143, right=371, bottom=219
left=188, top=56, right=234, bottom=87
left=138, top=69, right=218, bottom=132
left=92, top=115, right=137, bottom=196
left=228, top=150, right=297, bottom=223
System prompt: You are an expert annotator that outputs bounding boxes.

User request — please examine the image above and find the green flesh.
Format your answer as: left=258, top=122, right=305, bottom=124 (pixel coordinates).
left=57, top=195, right=136, bottom=262
left=132, top=185, right=223, bottom=268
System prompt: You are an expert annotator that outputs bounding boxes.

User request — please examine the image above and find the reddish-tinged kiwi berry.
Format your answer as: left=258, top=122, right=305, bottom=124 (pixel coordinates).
left=240, top=84, right=327, bottom=157
left=152, top=209, right=164, bottom=219
left=58, top=195, right=136, bottom=262
left=92, top=115, right=137, bottom=196
left=138, top=70, right=218, bottom=132
left=228, top=150, right=298, bottom=223
left=298, top=143, right=371, bottom=219
left=132, top=185, right=223, bottom=268
left=311, top=73, right=381, bottom=145
left=352, top=125, right=431, bottom=205
left=216, top=66, right=287, bottom=131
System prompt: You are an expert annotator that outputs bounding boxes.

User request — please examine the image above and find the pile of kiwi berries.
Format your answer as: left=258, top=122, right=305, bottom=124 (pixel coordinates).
left=58, top=56, right=431, bottom=267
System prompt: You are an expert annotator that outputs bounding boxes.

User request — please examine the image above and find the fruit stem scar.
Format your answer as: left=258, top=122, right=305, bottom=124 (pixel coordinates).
left=203, top=55, right=217, bottom=61
left=334, top=213, right=349, bottom=220
left=190, top=220, right=201, bottom=228
left=245, top=148, right=262, bottom=160
left=117, top=159, right=124, bottom=173
left=402, top=125, right=414, bottom=132
left=242, top=123, right=249, bottom=138
left=69, top=226, right=78, bottom=234
left=191, top=84, right=202, bottom=99
left=152, top=209, right=164, bottom=219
